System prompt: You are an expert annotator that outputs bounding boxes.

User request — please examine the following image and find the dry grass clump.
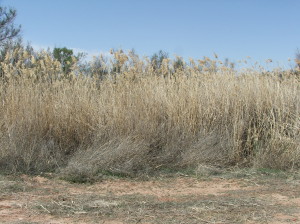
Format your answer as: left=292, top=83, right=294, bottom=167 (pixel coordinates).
left=0, top=48, right=299, bottom=176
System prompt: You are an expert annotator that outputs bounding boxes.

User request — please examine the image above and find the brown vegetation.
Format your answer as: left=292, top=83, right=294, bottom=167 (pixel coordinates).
left=0, top=48, right=299, bottom=176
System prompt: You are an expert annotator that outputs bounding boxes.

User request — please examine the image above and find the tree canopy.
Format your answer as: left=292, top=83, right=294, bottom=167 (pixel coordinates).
left=0, top=6, right=21, bottom=45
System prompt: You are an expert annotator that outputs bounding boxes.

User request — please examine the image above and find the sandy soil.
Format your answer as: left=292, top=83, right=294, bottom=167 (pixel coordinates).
left=1, top=172, right=300, bottom=223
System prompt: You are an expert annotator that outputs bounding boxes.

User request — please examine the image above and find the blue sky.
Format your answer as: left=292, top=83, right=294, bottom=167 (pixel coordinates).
left=1, top=0, right=300, bottom=67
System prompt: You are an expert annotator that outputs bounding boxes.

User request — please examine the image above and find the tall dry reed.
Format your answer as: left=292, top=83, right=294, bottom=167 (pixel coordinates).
left=0, top=48, right=299, bottom=175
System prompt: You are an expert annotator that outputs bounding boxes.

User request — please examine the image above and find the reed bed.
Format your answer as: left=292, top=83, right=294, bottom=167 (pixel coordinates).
left=0, top=48, right=299, bottom=176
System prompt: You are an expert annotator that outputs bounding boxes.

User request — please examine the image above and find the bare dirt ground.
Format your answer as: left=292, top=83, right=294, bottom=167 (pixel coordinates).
left=1, top=169, right=300, bottom=224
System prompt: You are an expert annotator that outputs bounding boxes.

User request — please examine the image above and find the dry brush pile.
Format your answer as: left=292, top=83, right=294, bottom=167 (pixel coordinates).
left=0, top=48, right=299, bottom=177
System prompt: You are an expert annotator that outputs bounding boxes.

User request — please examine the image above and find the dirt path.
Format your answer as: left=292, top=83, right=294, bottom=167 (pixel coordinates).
left=1, top=171, right=300, bottom=223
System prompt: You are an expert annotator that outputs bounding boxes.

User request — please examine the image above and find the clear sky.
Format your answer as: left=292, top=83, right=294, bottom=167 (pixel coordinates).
left=1, top=0, right=300, bottom=67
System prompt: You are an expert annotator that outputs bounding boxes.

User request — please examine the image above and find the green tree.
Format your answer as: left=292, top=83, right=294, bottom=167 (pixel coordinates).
left=173, top=56, right=184, bottom=72
left=53, top=47, right=75, bottom=74
left=0, top=6, right=21, bottom=45
left=0, top=5, right=22, bottom=78
left=53, top=47, right=86, bottom=74
left=150, top=50, right=168, bottom=71
left=296, top=49, right=300, bottom=69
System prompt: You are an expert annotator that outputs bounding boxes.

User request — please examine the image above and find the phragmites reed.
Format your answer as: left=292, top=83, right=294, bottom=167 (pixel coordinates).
left=0, top=47, right=299, bottom=176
